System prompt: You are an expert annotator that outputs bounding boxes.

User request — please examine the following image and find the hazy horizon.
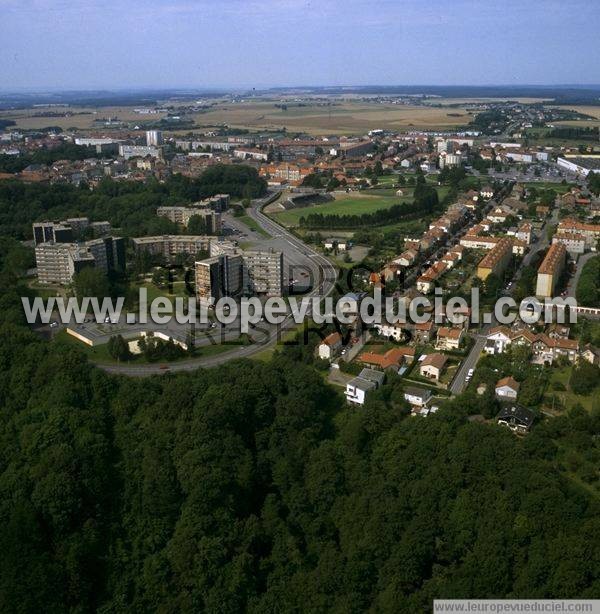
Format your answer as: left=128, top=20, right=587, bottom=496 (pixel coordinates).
left=2, top=0, right=599, bottom=90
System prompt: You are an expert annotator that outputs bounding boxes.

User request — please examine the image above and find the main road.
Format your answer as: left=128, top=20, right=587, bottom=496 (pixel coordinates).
left=97, top=191, right=338, bottom=376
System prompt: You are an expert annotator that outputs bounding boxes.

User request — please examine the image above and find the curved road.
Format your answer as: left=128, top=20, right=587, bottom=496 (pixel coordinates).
left=97, top=192, right=338, bottom=376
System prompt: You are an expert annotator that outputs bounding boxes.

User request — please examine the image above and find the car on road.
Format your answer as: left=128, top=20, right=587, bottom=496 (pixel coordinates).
left=465, top=368, right=475, bottom=382
left=49, top=321, right=58, bottom=328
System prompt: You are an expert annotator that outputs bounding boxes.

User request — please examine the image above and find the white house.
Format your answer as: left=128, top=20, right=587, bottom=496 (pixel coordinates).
left=495, top=376, right=520, bottom=400
left=484, top=327, right=513, bottom=355
left=480, top=186, right=494, bottom=200
left=318, top=332, right=343, bottom=361
left=345, top=369, right=385, bottom=405
left=375, top=321, right=405, bottom=342
left=404, top=386, right=432, bottom=407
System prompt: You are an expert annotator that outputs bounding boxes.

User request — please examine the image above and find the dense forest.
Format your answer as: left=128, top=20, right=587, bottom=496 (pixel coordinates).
left=0, top=164, right=267, bottom=239
left=0, top=235, right=599, bottom=611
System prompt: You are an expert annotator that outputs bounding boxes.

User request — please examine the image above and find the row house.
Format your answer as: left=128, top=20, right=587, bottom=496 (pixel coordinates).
left=484, top=326, right=579, bottom=363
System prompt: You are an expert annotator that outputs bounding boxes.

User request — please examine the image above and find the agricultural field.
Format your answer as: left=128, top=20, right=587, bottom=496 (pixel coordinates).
left=191, top=101, right=473, bottom=135
left=552, top=105, right=600, bottom=127
left=0, top=105, right=171, bottom=131
left=271, top=190, right=412, bottom=227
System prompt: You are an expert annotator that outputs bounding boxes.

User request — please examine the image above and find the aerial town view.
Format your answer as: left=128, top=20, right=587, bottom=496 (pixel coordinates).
left=1, top=1, right=599, bottom=612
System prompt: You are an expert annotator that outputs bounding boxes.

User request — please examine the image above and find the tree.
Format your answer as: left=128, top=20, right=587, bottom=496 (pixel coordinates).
left=483, top=272, right=502, bottom=299
left=107, top=334, right=132, bottom=361
left=187, top=214, right=208, bottom=234
left=569, top=362, right=600, bottom=395
left=72, top=267, right=111, bottom=300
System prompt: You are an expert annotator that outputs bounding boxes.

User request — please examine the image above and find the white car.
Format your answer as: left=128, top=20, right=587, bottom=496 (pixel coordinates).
left=49, top=321, right=58, bottom=328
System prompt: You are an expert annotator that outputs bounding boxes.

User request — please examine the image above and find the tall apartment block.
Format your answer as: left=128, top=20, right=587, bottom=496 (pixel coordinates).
left=195, top=248, right=284, bottom=305
left=242, top=249, right=284, bottom=296
left=33, top=217, right=112, bottom=245
left=191, top=194, right=230, bottom=213
left=146, top=130, right=163, bottom=146
left=35, top=236, right=125, bottom=285
left=195, top=253, right=244, bottom=305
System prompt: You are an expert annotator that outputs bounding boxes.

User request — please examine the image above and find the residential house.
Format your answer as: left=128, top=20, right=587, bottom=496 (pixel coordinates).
left=345, top=369, right=385, bottom=405
left=497, top=404, right=535, bottom=434
left=318, top=332, right=343, bottom=361
left=495, top=376, right=520, bottom=400
left=375, top=321, right=406, bottom=342
left=413, top=320, right=435, bottom=343
left=582, top=344, right=600, bottom=366
left=436, top=326, right=464, bottom=350
left=480, top=186, right=494, bottom=200
left=484, top=326, right=513, bottom=354
left=404, top=386, right=432, bottom=408
left=420, top=353, right=449, bottom=381
left=358, top=348, right=406, bottom=372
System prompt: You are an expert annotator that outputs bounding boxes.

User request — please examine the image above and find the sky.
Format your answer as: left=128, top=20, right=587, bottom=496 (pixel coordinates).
left=1, top=0, right=599, bottom=90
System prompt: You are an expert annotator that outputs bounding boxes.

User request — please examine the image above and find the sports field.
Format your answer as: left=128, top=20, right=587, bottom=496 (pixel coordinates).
left=271, top=191, right=410, bottom=226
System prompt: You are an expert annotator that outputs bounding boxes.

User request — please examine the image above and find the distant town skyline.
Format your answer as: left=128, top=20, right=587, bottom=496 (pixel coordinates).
left=2, top=0, right=599, bottom=90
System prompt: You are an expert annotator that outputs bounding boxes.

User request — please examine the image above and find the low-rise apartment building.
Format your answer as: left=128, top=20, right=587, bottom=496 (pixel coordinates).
left=556, top=219, right=600, bottom=251
left=132, top=235, right=219, bottom=261
left=156, top=206, right=221, bottom=233
left=536, top=243, right=566, bottom=298
left=477, top=237, right=513, bottom=281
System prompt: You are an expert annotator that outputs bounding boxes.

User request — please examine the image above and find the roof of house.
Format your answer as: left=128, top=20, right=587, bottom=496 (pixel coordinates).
left=404, top=386, right=432, bottom=399
left=496, top=376, right=520, bottom=391
left=437, top=326, right=463, bottom=340
left=321, top=332, right=342, bottom=347
left=414, top=320, right=434, bottom=331
left=538, top=242, right=566, bottom=275
left=421, top=353, right=448, bottom=370
left=347, top=376, right=377, bottom=393
left=497, top=403, right=535, bottom=428
left=358, top=368, right=385, bottom=385
left=358, top=348, right=406, bottom=370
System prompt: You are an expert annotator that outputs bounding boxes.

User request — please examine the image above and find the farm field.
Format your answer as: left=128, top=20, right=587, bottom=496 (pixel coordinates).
left=551, top=105, right=600, bottom=128
left=0, top=105, right=171, bottom=130
left=271, top=191, right=409, bottom=226
left=191, top=101, right=473, bottom=135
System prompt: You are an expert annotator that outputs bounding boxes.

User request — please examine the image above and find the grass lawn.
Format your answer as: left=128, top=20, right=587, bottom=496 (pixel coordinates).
left=544, top=366, right=597, bottom=412
left=522, top=181, right=573, bottom=194
left=237, top=214, right=270, bottom=237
